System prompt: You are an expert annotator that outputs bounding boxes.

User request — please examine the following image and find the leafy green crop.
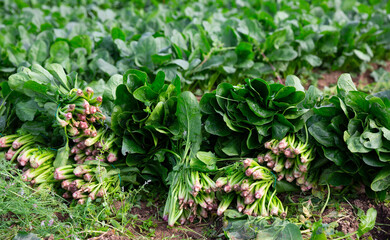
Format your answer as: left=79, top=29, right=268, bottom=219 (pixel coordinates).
left=1, top=0, right=390, bottom=91
left=200, top=76, right=307, bottom=157
left=308, top=74, right=390, bottom=194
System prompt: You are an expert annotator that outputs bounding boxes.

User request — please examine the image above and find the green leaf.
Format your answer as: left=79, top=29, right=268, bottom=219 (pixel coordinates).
left=151, top=71, right=165, bottom=92
left=322, top=147, right=347, bottom=166
left=354, top=49, right=371, bottom=62
left=70, top=35, right=92, bottom=54
left=7, top=46, right=26, bottom=67
left=235, top=42, right=254, bottom=61
left=258, top=222, right=303, bottom=240
left=357, top=208, right=377, bottom=237
left=371, top=167, right=390, bottom=191
left=196, top=151, right=217, bottom=166
left=337, top=74, right=357, bottom=97
left=309, top=121, right=335, bottom=147
left=28, top=40, right=48, bottom=64
left=111, top=27, right=126, bottom=41
left=369, top=97, right=390, bottom=129
left=224, top=209, right=245, bottom=219
left=303, top=54, right=322, bottom=67
left=268, top=47, right=298, bottom=61
left=246, top=78, right=270, bottom=103
left=49, top=41, right=69, bottom=63
left=276, top=181, right=300, bottom=192
left=96, top=58, right=118, bottom=76
left=360, top=130, right=382, bottom=149
left=319, top=167, right=353, bottom=186
left=285, top=75, right=304, bottom=92
left=347, top=132, right=371, bottom=153
left=303, top=86, right=322, bottom=108
left=247, top=99, right=274, bottom=118
left=46, top=63, right=69, bottom=90
left=362, top=153, right=386, bottom=167
left=382, top=127, right=390, bottom=141
left=176, top=91, right=202, bottom=159
left=205, top=114, right=231, bottom=136
left=53, top=143, right=70, bottom=168
left=13, top=232, right=41, bottom=240
left=310, top=220, right=328, bottom=240
left=8, top=72, right=30, bottom=93
left=272, top=121, right=290, bottom=140
left=15, top=99, right=38, bottom=121
left=133, top=86, right=158, bottom=103
left=145, top=101, right=164, bottom=125
left=122, top=136, right=146, bottom=155
left=104, top=74, right=122, bottom=101
left=135, top=36, right=157, bottom=69
left=23, top=81, right=48, bottom=95
left=345, top=91, right=369, bottom=112
left=170, top=59, right=189, bottom=70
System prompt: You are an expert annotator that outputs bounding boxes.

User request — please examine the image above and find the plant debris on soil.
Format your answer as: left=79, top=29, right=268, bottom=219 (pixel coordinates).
left=315, top=62, right=390, bottom=89
left=88, top=194, right=390, bottom=240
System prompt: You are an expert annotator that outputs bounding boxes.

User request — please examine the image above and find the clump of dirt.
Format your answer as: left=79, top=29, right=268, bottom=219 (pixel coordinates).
left=314, top=61, right=390, bottom=90
left=351, top=195, right=390, bottom=239
left=322, top=203, right=360, bottom=239
left=321, top=195, right=390, bottom=240
left=54, top=212, right=69, bottom=222
left=317, top=71, right=345, bottom=89
left=129, top=201, right=157, bottom=220
left=2, top=211, right=17, bottom=221
left=88, top=230, right=129, bottom=240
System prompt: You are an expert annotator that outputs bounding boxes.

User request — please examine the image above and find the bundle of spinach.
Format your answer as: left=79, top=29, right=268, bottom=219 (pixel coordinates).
left=110, top=70, right=182, bottom=183
left=200, top=76, right=307, bottom=157
left=6, top=63, right=80, bottom=141
left=109, top=68, right=208, bottom=225
left=307, top=74, right=390, bottom=196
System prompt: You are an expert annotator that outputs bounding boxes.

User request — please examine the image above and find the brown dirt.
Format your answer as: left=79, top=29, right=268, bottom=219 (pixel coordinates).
left=93, top=194, right=390, bottom=240
left=54, top=212, right=69, bottom=222
left=322, top=203, right=360, bottom=239
left=351, top=196, right=390, bottom=240
left=314, top=62, right=390, bottom=90
left=320, top=195, right=390, bottom=240
left=3, top=211, right=17, bottom=221
left=316, top=70, right=345, bottom=89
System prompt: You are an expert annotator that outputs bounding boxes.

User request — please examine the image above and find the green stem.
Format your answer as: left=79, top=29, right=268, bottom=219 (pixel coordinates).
left=320, top=184, right=331, bottom=216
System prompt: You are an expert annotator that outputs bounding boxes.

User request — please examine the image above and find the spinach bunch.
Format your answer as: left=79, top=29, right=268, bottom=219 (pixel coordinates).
left=4, top=63, right=80, bottom=142
left=308, top=74, right=390, bottom=194
left=200, top=76, right=307, bottom=157
left=110, top=70, right=183, bottom=182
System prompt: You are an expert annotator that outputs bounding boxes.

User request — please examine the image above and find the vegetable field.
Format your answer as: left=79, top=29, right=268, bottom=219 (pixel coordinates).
left=1, top=0, right=390, bottom=239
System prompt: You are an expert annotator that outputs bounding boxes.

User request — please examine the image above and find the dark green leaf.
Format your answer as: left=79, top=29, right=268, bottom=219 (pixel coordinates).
left=122, top=136, right=146, bottom=155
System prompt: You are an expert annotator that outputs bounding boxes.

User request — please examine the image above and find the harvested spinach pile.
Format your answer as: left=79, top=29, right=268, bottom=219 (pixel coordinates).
left=0, top=59, right=387, bottom=240
left=307, top=74, right=390, bottom=196
left=200, top=76, right=307, bottom=157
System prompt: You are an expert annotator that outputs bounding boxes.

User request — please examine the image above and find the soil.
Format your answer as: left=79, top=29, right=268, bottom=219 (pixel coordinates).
left=92, top=194, right=390, bottom=240
left=54, top=212, right=69, bottom=222
left=352, top=196, right=390, bottom=240
left=314, top=61, right=390, bottom=90
left=319, top=194, right=390, bottom=240
left=90, top=201, right=223, bottom=240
